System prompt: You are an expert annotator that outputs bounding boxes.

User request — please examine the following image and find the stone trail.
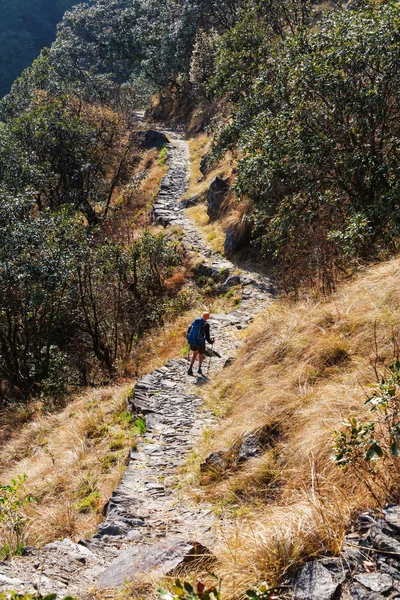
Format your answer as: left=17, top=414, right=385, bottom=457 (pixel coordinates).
left=0, top=130, right=274, bottom=596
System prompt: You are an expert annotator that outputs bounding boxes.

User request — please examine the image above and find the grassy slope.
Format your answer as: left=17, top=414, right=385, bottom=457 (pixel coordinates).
left=183, top=134, right=252, bottom=255
left=182, top=257, right=400, bottom=594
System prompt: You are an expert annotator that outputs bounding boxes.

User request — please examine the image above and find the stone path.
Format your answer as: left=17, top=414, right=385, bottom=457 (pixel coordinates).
left=0, top=130, right=274, bottom=596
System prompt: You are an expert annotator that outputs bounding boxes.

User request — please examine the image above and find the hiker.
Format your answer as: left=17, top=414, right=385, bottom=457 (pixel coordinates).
left=186, top=312, right=215, bottom=376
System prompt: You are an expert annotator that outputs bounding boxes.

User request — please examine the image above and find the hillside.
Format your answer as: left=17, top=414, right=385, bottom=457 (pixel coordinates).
left=1, top=0, right=400, bottom=599
left=1, top=121, right=400, bottom=599
left=197, top=255, right=400, bottom=592
left=0, top=0, right=76, bottom=97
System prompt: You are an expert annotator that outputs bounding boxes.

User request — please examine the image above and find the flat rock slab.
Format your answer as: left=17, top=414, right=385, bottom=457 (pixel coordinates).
left=383, top=505, right=400, bottom=532
left=97, top=540, right=214, bottom=589
left=294, top=561, right=344, bottom=600
left=344, top=582, right=385, bottom=600
left=354, top=572, right=393, bottom=593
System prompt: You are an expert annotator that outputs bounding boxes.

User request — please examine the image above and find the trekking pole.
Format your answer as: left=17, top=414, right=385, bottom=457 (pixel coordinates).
left=207, top=342, right=214, bottom=375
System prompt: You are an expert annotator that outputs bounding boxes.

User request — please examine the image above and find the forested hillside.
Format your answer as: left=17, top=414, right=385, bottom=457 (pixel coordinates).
left=13, top=0, right=396, bottom=295
left=2, top=0, right=400, bottom=597
left=0, top=0, right=76, bottom=97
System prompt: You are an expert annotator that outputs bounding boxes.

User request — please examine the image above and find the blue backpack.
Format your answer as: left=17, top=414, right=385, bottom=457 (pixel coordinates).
left=187, top=317, right=205, bottom=346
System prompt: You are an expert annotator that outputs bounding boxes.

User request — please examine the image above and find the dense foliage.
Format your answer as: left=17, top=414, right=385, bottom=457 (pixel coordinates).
left=0, top=0, right=76, bottom=97
left=2, top=0, right=400, bottom=399
left=0, top=0, right=203, bottom=404
left=0, top=191, right=185, bottom=402
left=211, top=1, right=400, bottom=291
left=334, top=361, right=400, bottom=504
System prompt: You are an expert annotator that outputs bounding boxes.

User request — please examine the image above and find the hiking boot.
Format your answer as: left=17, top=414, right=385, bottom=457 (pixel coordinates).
left=187, top=366, right=194, bottom=376
left=197, top=367, right=203, bottom=375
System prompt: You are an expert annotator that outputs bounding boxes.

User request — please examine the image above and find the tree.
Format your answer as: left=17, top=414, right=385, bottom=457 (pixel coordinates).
left=0, top=0, right=77, bottom=97
left=76, top=231, right=183, bottom=374
left=0, top=91, right=140, bottom=225
left=0, top=196, right=85, bottom=402
left=213, top=1, right=400, bottom=290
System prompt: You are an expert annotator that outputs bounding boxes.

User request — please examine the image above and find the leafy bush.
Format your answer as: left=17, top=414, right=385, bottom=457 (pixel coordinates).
left=190, top=29, right=220, bottom=101
left=0, top=201, right=185, bottom=403
left=134, top=416, right=147, bottom=435
left=159, top=578, right=221, bottom=600
left=159, top=578, right=286, bottom=600
left=0, top=475, right=35, bottom=559
left=333, top=361, right=400, bottom=503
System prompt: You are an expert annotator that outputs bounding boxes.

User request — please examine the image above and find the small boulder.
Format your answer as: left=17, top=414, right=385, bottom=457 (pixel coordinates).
left=383, top=505, right=400, bottom=533
left=237, top=433, right=263, bottom=463
left=224, top=357, right=235, bottom=368
left=223, top=275, right=241, bottom=288
left=369, top=526, right=400, bottom=554
left=354, top=572, right=393, bottom=593
left=180, top=195, right=202, bottom=208
left=294, top=561, right=344, bottom=600
left=345, top=582, right=384, bottom=600
left=144, top=130, right=169, bottom=149
left=207, top=177, right=229, bottom=221
left=200, top=451, right=229, bottom=473
left=200, top=450, right=233, bottom=484
left=200, top=153, right=211, bottom=175
left=224, top=223, right=251, bottom=256
left=195, top=263, right=230, bottom=282
left=98, top=522, right=128, bottom=537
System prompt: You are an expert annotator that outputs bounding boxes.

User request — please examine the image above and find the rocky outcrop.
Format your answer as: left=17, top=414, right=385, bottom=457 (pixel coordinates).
left=179, top=194, right=202, bottom=208
left=195, top=262, right=231, bottom=282
left=207, top=177, right=229, bottom=221
left=143, top=130, right=170, bottom=149
left=200, top=153, right=211, bottom=176
left=293, top=506, right=400, bottom=599
left=200, top=424, right=278, bottom=483
left=224, top=222, right=251, bottom=256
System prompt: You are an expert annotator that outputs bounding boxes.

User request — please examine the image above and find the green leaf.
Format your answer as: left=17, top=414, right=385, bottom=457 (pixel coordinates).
left=158, top=589, right=174, bottom=600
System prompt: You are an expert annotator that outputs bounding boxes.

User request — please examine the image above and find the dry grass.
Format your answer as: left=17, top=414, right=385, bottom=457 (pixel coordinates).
left=180, top=257, right=400, bottom=591
left=104, top=148, right=169, bottom=242
left=186, top=204, right=226, bottom=254
left=183, top=135, right=235, bottom=254
left=184, top=134, right=253, bottom=255
left=0, top=384, right=139, bottom=547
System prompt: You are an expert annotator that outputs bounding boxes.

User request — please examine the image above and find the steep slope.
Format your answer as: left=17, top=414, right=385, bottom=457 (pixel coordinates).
left=0, top=129, right=274, bottom=595
left=193, top=257, right=400, bottom=594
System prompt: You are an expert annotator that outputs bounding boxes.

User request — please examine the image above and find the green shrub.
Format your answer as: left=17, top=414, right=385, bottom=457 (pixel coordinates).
left=134, top=416, right=147, bottom=435
left=76, top=491, right=100, bottom=513
left=212, top=2, right=400, bottom=291
left=109, top=433, right=126, bottom=451
left=159, top=146, right=168, bottom=166
left=333, top=360, right=400, bottom=503
left=0, top=475, right=35, bottom=559
left=159, top=578, right=221, bottom=600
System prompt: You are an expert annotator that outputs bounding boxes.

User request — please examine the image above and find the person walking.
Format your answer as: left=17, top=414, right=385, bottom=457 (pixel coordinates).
left=186, top=312, right=214, bottom=376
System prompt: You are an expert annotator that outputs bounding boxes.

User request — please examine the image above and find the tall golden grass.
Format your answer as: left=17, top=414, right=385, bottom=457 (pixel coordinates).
left=184, top=257, right=400, bottom=592
left=183, top=134, right=242, bottom=255
left=0, top=384, right=138, bottom=549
